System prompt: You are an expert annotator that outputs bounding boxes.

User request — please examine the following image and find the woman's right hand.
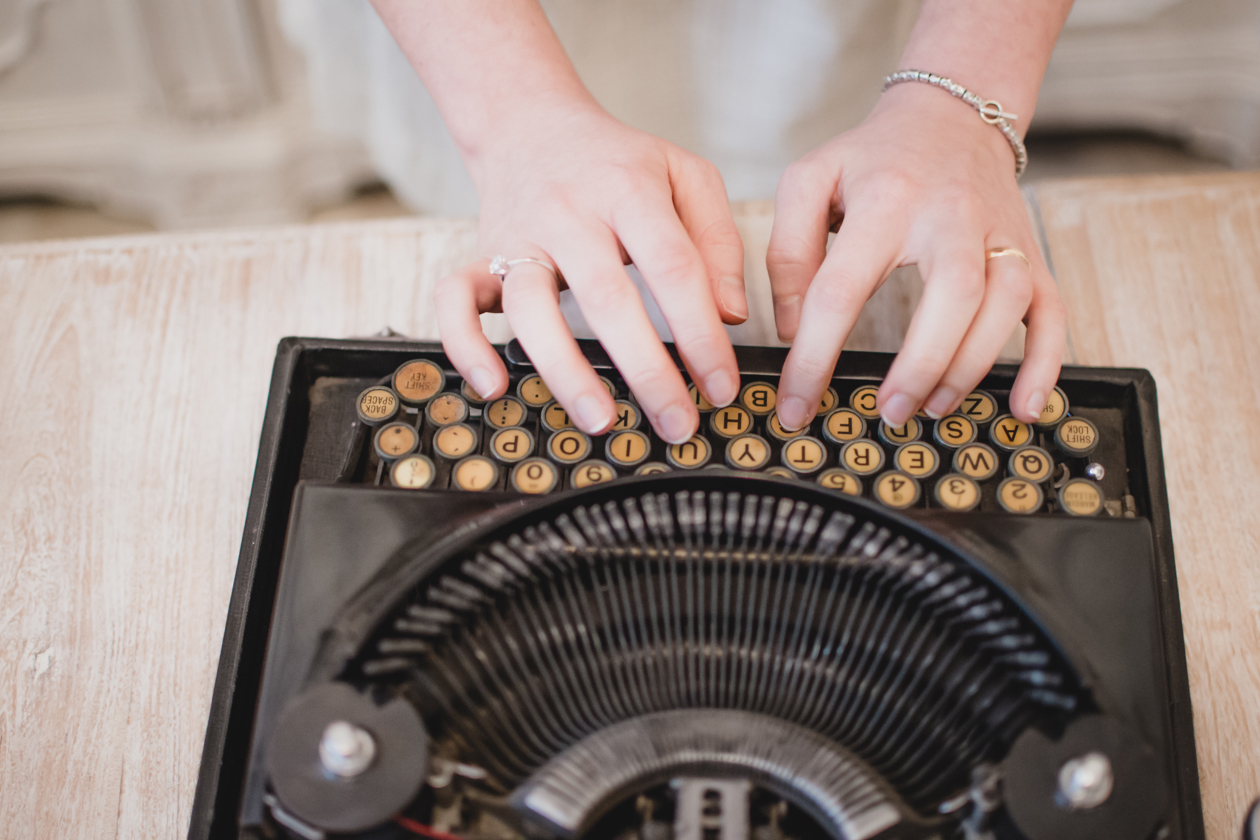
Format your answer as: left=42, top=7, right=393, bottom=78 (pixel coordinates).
left=435, top=101, right=748, bottom=443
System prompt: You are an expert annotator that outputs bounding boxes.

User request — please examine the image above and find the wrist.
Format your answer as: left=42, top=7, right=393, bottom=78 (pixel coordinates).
left=873, top=82, right=1017, bottom=171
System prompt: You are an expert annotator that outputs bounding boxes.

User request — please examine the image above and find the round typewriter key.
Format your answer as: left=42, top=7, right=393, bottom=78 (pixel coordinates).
left=666, top=435, right=712, bottom=470
left=688, top=383, right=715, bottom=413
left=989, top=414, right=1033, bottom=451
left=611, top=400, right=641, bottom=431
left=875, top=471, right=921, bottom=509
left=635, top=462, right=670, bottom=475
left=374, top=422, right=418, bottom=461
left=356, top=386, right=400, bottom=426
left=822, top=408, right=866, bottom=444
left=433, top=423, right=477, bottom=460
left=709, top=405, right=752, bottom=439
left=878, top=416, right=922, bottom=447
left=510, top=458, right=559, bottom=495
left=1009, top=445, right=1054, bottom=483
left=598, top=376, right=618, bottom=398
left=452, top=455, right=499, bottom=491
left=540, top=400, right=574, bottom=433
left=392, top=359, right=445, bottom=406
left=571, top=460, right=617, bottom=489
left=840, top=439, right=885, bottom=476
left=490, top=427, right=535, bottom=464
left=483, top=396, right=527, bottom=430
left=461, top=379, right=489, bottom=406
left=1058, top=478, right=1104, bottom=516
left=738, top=381, right=777, bottom=415
left=548, top=429, right=592, bottom=465
left=725, top=434, right=771, bottom=471
left=765, top=466, right=795, bottom=480
left=515, top=374, right=552, bottom=407
left=781, top=436, right=827, bottom=475
left=1035, top=385, right=1070, bottom=428
left=766, top=411, right=806, bottom=442
left=605, top=429, right=651, bottom=468
left=894, top=442, right=939, bottom=478
left=848, top=384, right=881, bottom=419
left=819, top=386, right=839, bottom=414
left=934, top=474, right=981, bottom=511
left=953, top=442, right=999, bottom=481
left=425, top=392, right=468, bottom=427
left=959, top=389, right=999, bottom=424
left=933, top=414, right=977, bottom=449
left=1054, top=416, right=1099, bottom=458
left=390, top=454, right=435, bottom=490
left=817, top=468, right=861, bottom=496
left=997, top=477, right=1044, bottom=514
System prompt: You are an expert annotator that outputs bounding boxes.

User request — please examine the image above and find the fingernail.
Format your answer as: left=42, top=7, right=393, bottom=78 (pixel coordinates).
left=775, top=295, right=802, bottom=339
left=1025, top=390, right=1046, bottom=423
left=705, top=369, right=737, bottom=407
left=924, top=387, right=957, bottom=420
left=469, top=366, right=498, bottom=400
left=778, top=396, right=810, bottom=431
left=575, top=393, right=613, bottom=434
left=719, top=276, right=748, bottom=320
left=880, top=392, right=915, bottom=426
left=657, top=403, right=696, bottom=445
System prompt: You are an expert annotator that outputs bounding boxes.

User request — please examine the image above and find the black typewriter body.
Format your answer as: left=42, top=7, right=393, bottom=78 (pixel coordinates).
left=189, top=337, right=1202, bottom=840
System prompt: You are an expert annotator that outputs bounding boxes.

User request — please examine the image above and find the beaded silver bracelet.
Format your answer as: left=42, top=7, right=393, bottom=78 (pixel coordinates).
left=883, top=69, right=1028, bottom=178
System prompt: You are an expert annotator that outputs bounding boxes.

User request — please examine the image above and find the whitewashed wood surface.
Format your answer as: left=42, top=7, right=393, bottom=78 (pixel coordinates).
left=0, top=179, right=1256, bottom=838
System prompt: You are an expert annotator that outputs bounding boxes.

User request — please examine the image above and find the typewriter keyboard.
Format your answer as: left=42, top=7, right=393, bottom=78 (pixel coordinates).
left=337, top=349, right=1136, bottom=518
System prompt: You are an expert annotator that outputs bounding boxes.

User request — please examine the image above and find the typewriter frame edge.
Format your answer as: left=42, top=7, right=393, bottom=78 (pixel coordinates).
left=187, top=336, right=1204, bottom=840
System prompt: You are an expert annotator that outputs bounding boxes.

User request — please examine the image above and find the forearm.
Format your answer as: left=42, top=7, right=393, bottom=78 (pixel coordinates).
left=898, top=0, right=1075, bottom=133
left=369, top=0, right=599, bottom=177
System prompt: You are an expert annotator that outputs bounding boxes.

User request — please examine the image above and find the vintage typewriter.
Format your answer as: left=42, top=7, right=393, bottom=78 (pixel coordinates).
left=189, top=337, right=1203, bottom=840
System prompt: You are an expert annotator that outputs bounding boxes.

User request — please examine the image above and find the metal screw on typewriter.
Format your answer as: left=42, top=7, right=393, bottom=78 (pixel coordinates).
left=318, top=721, right=375, bottom=779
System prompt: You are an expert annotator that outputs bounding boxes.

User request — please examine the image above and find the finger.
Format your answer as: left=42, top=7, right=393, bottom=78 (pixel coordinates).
left=876, top=240, right=987, bottom=426
left=767, top=155, right=839, bottom=342
left=776, top=206, right=903, bottom=431
left=921, top=249, right=1035, bottom=419
left=1009, top=273, right=1068, bottom=424
left=499, top=261, right=617, bottom=435
left=671, top=156, right=748, bottom=324
left=434, top=259, right=509, bottom=400
left=550, top=223, right=701, bottom=444
left=612, top=196, right=741, bottom=409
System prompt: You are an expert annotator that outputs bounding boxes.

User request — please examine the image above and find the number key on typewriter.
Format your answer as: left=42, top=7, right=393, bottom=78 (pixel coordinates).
left=781, top=436, right=827, bottom=475
left=688, top=383, right=715, bottom=413
left=666, top=435, right=712, bottom=470
left=1008, top=445, right=1054, bottom=483
left=934, top=473, right=981, bottom=511
left=425, top=392, right=469, bottom=427
left=356, top=386, right=400, bottom=426
left=739, top=381, right=777, bottom=415
left=766, top=411, right=806, bottom=442
left=540, top=400, right=574, bottom=433
left=997, top=477, right=1044, bottom=514
left=611, top=400, right=641, bottom=431
left=817, top=467, right=862, bottom=496
left=635, top=462, right=670, bottom=475
left=766, top=466, right=795, bottom=479
left=953, top=442, right=999, bottom=482
left=709, top=405, right=752, bottom=439
left=878, top=416, right=922, bottom=447
left=1035, top=385, right=1070, bottom=428
left=390, top=453, right=436, bottom=489
left=483, top=395, right=527, bottom=430
left=1054, top=416, right=1100, bottom=458
left=875, top=471, right=921, bottom=509
left=894, top=442, right=939, bottom=478
left=822, top=408, right=866, bottom=444
left=725, top=434, right=771, bottom=471
left=547, top=429, right=592, bottom=465
left=374, top=422, right=418, bottom=461
left=510, top=457, right=559, bottom=494
left=840, top=439, right=884, bottom=476
left=515, top=374, right=552, bottom=408
left=571, top=460, right=616, bottom=489
left=848, top=384, right=881, bottom=420
left=933, top=414, right=977, bottom=449
left=989, top=414, right=1032, bottom=451
left=452, top=455, right=499, bottom=491
left=490, top=427, right=535, bottom=465
left=1058, top=478, right=1104, bottom=516
left=432, top=423, right=478, bottom=461
left=605, top=430, right=651, bottom=469
left=959, top=389, right=998, bottom=424
left=392, top=359, right=446, bottom=406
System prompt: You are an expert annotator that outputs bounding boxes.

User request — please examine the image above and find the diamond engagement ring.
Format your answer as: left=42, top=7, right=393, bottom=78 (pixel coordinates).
left=488, top=255, right=558, bottom=280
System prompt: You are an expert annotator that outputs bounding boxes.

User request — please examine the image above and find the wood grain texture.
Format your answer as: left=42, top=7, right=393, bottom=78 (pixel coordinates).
left=1035, top=171, right=1260, bottom=837
left=0, top=177, right=1255, bottom=838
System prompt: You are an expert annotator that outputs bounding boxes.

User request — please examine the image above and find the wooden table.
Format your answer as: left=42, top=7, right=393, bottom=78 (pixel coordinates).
left=1, top=172, right=1257, bottom=839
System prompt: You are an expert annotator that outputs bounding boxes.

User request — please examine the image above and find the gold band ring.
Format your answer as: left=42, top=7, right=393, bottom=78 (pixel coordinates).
left=985, top=247, right=1030, bottom=270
